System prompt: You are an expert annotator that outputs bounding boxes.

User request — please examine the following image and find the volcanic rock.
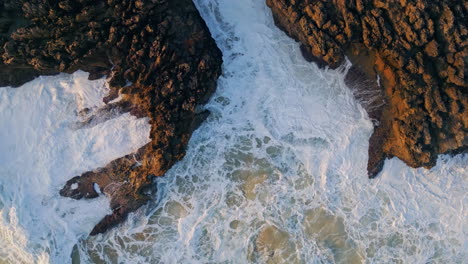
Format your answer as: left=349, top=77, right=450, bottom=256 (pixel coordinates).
left=0, top=0, right=222, bottom=234
left=266, top=0, right=467, bottom=177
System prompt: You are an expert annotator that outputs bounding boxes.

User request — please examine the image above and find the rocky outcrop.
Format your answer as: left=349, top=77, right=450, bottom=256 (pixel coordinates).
left=266, top=0, right=467, bottom=177
left=0, top=0, right=222, bottom=234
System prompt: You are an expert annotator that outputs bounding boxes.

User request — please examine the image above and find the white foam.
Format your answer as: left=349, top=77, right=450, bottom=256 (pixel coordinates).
left=93, top=183, right=102, bottom=195
left=0, top=1, right=466, bottom=263
left=0, top=71, right=151, bottom=263
left=73, top=0, right=466, bottom=263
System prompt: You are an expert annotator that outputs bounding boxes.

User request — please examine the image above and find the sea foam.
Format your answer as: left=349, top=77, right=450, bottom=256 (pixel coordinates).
left=0, top=0, right=466, bottom=263
left=0, top=71, right=151, bottom=262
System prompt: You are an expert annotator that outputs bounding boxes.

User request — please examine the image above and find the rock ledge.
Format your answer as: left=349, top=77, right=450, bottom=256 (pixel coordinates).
left=267, top=0, right=467, bottom=177
left=0, top=0, right=222, bottom=234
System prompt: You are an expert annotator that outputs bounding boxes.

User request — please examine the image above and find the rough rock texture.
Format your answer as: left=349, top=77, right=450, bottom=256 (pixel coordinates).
left=266, top=0, right=467, bottom=177
left=0, top=0, right=222, bottom=235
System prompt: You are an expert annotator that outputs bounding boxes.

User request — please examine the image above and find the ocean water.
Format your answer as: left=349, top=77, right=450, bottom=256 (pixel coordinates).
left=1, top=0, right=467, bottom=263
left=0, top=71, right=151, bottom=263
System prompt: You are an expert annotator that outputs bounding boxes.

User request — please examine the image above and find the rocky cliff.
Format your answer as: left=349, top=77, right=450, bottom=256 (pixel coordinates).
left=0, top=0, right=222, bottom=235
left=266, top=0, right=467, bottom=177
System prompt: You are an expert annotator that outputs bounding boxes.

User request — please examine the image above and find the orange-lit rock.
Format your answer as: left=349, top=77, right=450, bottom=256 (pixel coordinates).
left=0, top=0, right=222, bottom=234
left=266, top=0, right=467, bottom=177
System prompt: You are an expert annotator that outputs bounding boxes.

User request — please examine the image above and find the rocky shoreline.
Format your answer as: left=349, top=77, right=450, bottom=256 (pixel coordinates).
left=1, top=0, right=466, bottom=236
left=266, top=0, right=467, bottom=177
left=0, top=0, right=222, bottom=235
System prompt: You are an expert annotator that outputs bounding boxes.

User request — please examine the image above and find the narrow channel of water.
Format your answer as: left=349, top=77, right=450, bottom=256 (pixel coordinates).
left=0, top=0, right=465, bottom=263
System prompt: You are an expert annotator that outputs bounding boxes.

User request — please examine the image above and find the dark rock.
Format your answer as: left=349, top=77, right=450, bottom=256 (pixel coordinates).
left=266, top=0, right=467, bottom=178
left=0, top=0, right=222, bottom=234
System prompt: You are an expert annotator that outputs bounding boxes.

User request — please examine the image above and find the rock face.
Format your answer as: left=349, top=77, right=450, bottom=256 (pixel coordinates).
left=266, top=0, right=467, bottom=177
left=0, top=0, right=222, bottom=234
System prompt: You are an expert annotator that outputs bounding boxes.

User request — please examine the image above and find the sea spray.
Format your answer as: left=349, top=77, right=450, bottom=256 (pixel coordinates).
left=0, top=71, right=151, bottom=262
left=72, top=0, right=466, bottom=263
left=0, top=0, right=466, bottom=263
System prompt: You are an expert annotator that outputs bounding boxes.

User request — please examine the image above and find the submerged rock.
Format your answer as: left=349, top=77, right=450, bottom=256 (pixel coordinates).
left=0, top=0, right=222, bottom=234
left=253, top=225, right=299, bottom=263
left=266, top=0, right=467, bottom=177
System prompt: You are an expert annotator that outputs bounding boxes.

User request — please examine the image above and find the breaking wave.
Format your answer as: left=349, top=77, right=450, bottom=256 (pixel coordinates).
left=0, top=0, right=466, bottom=263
